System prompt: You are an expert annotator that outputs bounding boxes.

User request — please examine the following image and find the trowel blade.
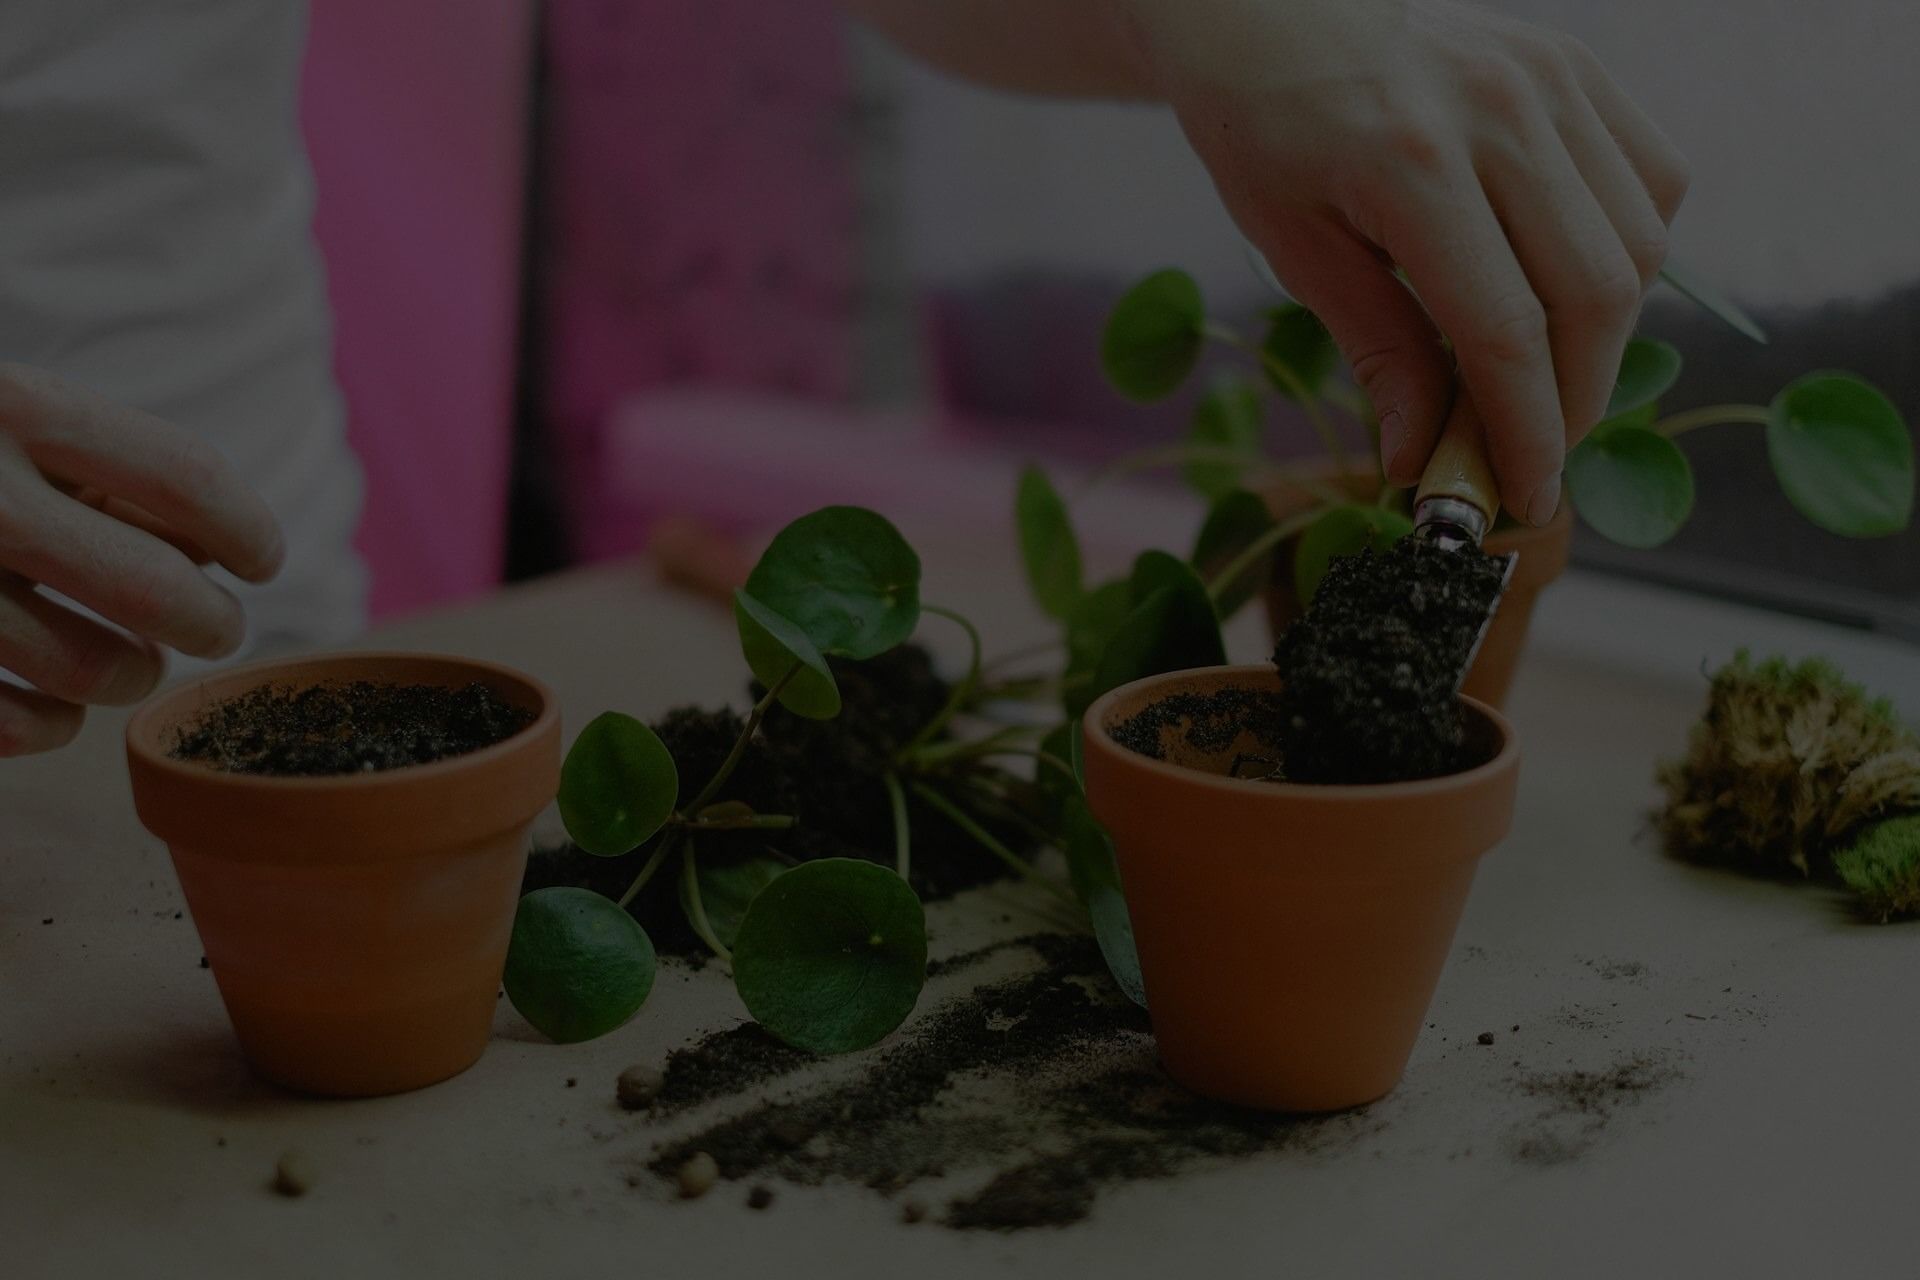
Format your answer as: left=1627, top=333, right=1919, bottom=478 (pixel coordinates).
left=1453, top=549, right=1518, bottom=696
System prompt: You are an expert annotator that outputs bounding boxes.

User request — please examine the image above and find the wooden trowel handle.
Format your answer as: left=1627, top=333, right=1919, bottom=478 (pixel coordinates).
left=1414, top=391, right=1501, bottom=535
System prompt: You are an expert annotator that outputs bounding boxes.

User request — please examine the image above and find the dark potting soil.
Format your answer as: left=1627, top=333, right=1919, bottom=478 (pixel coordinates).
left=1270, top=539, right=1509, bottom=784
left=1107, top=688, right=1291, bottom=775
left=1507, top=1052, right=1681, bottom=1166
left=168, top=681, right=534, bottom=776
left=640, top=935, right=1379, bottom=1230
left=520, top=646, right=1031, bottom=955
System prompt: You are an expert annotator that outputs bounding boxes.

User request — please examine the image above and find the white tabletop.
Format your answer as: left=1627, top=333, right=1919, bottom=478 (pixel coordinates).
left=4, top=536, right=1916, bottom=1279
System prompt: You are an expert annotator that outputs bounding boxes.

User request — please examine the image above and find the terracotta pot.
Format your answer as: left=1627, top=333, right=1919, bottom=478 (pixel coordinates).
left=1082, top=665, right=1520, bottom=1112
left=126, top=652, right=561, bottom=1097
left=1254, top=468, right=1572, bottom=708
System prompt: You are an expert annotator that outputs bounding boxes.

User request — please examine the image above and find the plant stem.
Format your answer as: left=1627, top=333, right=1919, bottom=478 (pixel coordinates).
left=680, top=843, right=733, bottom=964
left=899, top=605, right=982, bottom=757
left=1205, top=507, right=1322, bottom=605
left=1204, top=322, right=1352, bottom=474
left=616, top=832, right=678, bottom=910
left=684, top=661, right=800, bottom=816
left=884, top=771, right=912, bottom=880
left=909, top=781, right=1079, bottom=910
left=967, top=747, right=1077, bottom=784
left=908, top=722, right=1047, bottom=767
left=1655, top=404, right=1772, bottom=437
left=978, top=637, right=1064, bottom=678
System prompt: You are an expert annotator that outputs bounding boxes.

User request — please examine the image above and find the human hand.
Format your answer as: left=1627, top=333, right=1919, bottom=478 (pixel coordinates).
left=1120, top=0, right=1689, bottom=523
left=0, top=365, right=283, bottom=755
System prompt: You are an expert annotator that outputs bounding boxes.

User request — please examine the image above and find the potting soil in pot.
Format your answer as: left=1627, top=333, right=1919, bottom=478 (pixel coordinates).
left=168, top=681, right=534, bottom=776
left=1271, top=537, right=1508, bottom=783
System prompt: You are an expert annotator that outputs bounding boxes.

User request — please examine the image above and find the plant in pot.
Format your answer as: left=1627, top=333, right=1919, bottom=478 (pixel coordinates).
left=1015, top=264, right=1913, bottom=707
left=502, top=506, right=1137, bottom=1057
left=125, top=652, right=562, bottom=1097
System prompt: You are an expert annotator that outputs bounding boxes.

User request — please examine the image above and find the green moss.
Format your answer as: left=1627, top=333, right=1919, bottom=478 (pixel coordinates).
left=1835, top=814, right=1920, bottom=922
left=1656, top=650, right=1920, bottom=878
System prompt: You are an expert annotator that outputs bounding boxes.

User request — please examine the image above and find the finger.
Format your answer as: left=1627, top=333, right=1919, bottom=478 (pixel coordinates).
left=1371, top=170, right=1567, bottom=526
left=0, top=576, right=166, bottom=705
left=0, top=364, right=283, bottom=583
left=1557, top=37, right=1690, bottom=222
left=1255, top=208, right=1456, bottom=487
left=650, top=515, right=753, bottom=606
left=1478, top=106, right=1642, bottom=447
left=65, top=485, right=215, bottom=565
left=0, top=681, right=84, bottom=757
left=1557, top=90, right=1673, bottom=294
left=0, top=463, right=246, bottom=658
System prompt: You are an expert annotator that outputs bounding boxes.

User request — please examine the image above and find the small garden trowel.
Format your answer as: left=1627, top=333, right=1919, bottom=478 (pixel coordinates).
left=1410, top=392, right=1519, bottom=691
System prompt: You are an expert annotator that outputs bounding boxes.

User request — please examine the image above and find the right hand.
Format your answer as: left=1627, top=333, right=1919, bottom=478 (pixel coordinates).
left=0, top=364, right=284, bottom=756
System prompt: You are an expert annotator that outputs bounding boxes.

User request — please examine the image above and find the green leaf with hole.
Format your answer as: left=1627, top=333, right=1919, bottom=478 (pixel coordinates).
left=1089, top=565, right=1225, bottom=707
left=1101, top=268, right=1205, bottom=402
left=1016, top=466, right=1083, bottom=619
left=558, top=712, right=679, bottom=856
left=735, top=590, right=841, bottom=720
left=744, top=506, right=921, bottom=660
left=1606, top=338, right=1683, bottom=421
left=1566, top=424, right=1695, bottom=548
left=1292, top=504, right=1413, bottom=604
left=1261, top=304, right=1338, bottom=402
left=1184, top=378, right=1264, bottom=499
left=1060, top=794, right=1145, bottom=1008
left=680, top=854, right=787, bottom=953
left=1658, top=262, right=1768, bottom=345
left=1191, top=488, right=1278, bottom=618
left=1766, top=373, right=1914, bottom=537
left=733, top=858, right=928, bottom=1054
left=503, top=887, right=657, bottom=1044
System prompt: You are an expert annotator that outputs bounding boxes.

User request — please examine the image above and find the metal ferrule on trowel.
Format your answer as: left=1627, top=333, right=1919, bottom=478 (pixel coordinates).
left=1411, top=391, right=1519, bottom=691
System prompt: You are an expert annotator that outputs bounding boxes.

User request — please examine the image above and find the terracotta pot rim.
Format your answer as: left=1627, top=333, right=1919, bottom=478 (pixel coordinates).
left=1083, top=663, right=1517, bottom=802
left=124, top=649, right=560, bottom=797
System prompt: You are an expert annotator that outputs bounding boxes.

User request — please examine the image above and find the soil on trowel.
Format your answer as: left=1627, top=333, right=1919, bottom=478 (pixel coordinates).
left=521, top=645, right=1036, bottom=956
left=1270, top=538, right=1509, bottom=783
left=169, top=682, right=534, bottom=776
left=638, top=936, right=1379, bottom=1230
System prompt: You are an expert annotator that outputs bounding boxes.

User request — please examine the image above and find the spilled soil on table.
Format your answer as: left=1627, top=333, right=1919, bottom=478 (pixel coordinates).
left=634, top=936, right=1384, bottom=1230
left=169, top=682, right=533, bottom=776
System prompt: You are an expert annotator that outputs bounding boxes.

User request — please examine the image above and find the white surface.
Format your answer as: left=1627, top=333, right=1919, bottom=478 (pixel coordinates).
left=3, top=548, right=1918, bottom=1278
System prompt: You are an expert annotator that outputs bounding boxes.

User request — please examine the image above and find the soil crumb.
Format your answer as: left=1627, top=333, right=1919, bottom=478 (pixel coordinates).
left=170, top=681, right=532, bottom=776
left=640, top=936, right=1378, bottom=1230
left=1108, top=689, right=1290, bottom=774
left=1272, top=539, right=1508, bottom=783
left=1508, top=1052, right=1682, bottom=1166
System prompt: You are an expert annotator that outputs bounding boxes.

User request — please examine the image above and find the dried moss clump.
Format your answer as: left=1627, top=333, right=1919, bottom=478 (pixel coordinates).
left=1656, top=651, right=1920, bottom=882
left=1834, top=814, right=1920, bottom=922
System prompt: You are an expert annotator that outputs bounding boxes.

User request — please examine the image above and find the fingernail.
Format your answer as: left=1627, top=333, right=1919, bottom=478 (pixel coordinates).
left=1379, top=410, right=1407, bottom=479
left=1527, top=473, right=1562, bottom=527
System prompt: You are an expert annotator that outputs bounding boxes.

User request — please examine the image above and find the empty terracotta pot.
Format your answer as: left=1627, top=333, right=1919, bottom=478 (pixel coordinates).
left=1082, top=665, right=1520, bottom=1112
left=1255, top=467, right=1572, bottom=708
left=126, top=652, right=561, bottom=1097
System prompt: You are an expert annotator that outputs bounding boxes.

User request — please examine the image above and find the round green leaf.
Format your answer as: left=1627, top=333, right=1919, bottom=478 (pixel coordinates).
left=558, top=712, right=679, bottom=856
left=1015, top=466, right=1083, bottom=620
left=1088, top=572, right=1226, bottom=708
left=1565, top=425, right=1695, bottom=548
left=503, top=887, right=657, bottom=1044
left=1766, top=373, right=1915, bottom=537
left=1184, top=378, right=1264, bottom=499
left=1262, top=304, right=1338, bottom=403
left=735, top=591, right=841, bottom=720
left=1191, top=488, right=1278, bottom=618
left=733, top=858, right=928, bottom=1054
left=1605, top=338, right=1683, bottom=420
left=1063, top=578, right=1130, bottom=717
left=1035, top=722, right=1079, bottom=822
left=1127, top=549, right=1192, bottom=605
left=1292, top=504, right=1413, bottom=604
left=1059, top=794, right=1144, bottom=1008
left=744, top=507, right=921, bottom=660
left=680, top=854, right=788, bottom=953
left=1101, top=268, right=1205, bottom=402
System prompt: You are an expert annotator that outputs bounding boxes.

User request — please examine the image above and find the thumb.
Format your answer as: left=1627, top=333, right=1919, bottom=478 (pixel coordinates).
left=1255, top=211, right=1455, bottom=487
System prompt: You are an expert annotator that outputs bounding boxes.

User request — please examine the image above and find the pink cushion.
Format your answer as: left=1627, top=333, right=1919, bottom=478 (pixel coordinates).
left=301, top=0, right=534, bottom=617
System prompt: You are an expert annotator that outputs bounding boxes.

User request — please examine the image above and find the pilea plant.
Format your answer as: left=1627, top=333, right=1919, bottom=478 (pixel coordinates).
left=1023, top=265, right=1914, bottom=628
left=503, top=506, right=1143, bottom=1056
